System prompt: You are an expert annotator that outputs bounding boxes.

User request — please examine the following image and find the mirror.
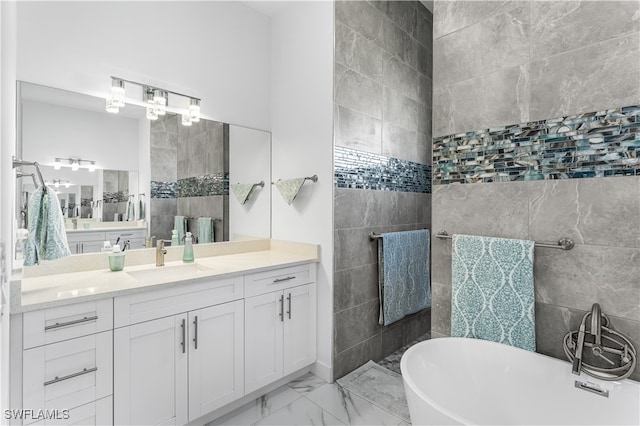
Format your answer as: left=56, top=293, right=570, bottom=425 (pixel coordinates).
left=16, top=81, right=271, bottom=257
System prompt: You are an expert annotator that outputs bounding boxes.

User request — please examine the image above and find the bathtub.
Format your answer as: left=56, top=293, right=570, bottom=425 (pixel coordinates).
left=400, top=337, right=640, bottom=425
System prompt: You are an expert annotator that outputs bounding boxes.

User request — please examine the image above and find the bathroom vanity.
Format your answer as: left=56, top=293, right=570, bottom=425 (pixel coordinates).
left=7, top=239, right=318, bottom=425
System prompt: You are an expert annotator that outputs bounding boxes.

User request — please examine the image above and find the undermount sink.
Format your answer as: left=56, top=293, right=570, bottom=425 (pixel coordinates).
left=127, top=263, right=213, bottom=282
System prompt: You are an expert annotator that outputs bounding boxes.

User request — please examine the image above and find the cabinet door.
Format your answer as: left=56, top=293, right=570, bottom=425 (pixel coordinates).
left=244, top=292, right=284, bottom=393
left=283, top=284, right=317, bottom=375
left=79, top=241, right=104, bottom=254
left=114, top=315, right=188, bottom=426
left=188, top=300, right=244, bottom=421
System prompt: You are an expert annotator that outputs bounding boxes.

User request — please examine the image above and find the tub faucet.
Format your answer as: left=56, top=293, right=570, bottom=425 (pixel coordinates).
left=156, top=240, right=169, bottom=266
left=590, top=303, right=602, bottom=347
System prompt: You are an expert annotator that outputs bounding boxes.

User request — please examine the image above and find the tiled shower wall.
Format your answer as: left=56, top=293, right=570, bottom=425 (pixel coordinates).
left=150, top=116, right=229, bottom=243
left=431, top=0, right=640, bottom=380
left=333, top=0, right=433, bottom=380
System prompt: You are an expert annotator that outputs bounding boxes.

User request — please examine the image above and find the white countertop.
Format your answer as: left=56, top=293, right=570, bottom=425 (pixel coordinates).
left=11, top=240, right=319, bottom=313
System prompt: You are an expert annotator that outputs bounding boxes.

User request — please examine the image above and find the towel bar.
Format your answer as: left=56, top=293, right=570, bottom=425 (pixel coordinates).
left=13, top=156, right=46, bottom=188
left=435, top=231, right=574, bottom=251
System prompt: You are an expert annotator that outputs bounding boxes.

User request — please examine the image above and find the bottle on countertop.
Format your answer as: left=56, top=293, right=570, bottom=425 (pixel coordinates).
left=171, top=229, right=180, bottom=246
left=183, top=232, right=194, bottom=263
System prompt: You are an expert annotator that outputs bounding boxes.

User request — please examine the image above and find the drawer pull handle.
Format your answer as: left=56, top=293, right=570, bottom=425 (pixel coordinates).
left=273, top=276, right=296, bottom=284
left=44, top=367, right=97, bottom=386
left=193, top=316, right=198, bottom=350
left=181, top=319, right=186, bottom=354
left=44, top=315, right=98, bottom=331
left=279, top=295, right=284, bottom=322
left=287, top=293, right=292, bottom=319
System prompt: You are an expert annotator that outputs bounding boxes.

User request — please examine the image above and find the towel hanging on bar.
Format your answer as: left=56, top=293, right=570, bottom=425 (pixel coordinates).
left=274, top=175, right=318, bottom=205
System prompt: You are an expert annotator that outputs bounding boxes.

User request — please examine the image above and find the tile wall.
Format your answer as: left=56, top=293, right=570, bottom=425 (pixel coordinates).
left=333, top=0, right=433, bottom=380
left=432, top=0, right=640, bottom=380
left=150, top=116, right=229, bottom=243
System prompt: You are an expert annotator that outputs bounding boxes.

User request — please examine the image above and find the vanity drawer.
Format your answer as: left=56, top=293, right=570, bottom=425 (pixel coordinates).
left=28, top=396, right=113, bottom=426
left=105, top=229, right=146, bottom=242
left=114, top=276, right=243, bottom=327
left=23, top=299, right=114, bottom=349
left=66, top=232, right=105, bottom=243
left=244, top=264, right=314, bottom=297
left=22, top=331, right=113, bottom=422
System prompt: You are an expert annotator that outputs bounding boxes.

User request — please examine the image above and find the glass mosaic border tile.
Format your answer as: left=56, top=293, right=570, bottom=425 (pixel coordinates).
left=177, top=173, right=229, bottom=197
left=433, top=105, right=640, bottom=185
left=151, top=181, right=178, bottom=199
left=103, top=191, right=129, bottom=203
left=334, top=146, right=432, bottom=193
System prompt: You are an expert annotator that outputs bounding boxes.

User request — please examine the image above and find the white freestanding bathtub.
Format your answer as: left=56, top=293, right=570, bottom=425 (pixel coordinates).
left=400, top=337, right=640, bottom=425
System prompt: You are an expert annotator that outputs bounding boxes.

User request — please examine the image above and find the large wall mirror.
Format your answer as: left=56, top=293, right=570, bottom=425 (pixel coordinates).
left=16, top=81, right=271, bottom=257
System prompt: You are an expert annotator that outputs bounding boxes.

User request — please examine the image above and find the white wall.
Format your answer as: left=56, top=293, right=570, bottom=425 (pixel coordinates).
left=229, top=125, right=271, bottom=240
left=16, top=1, right=271, bottom=131
left=270, top=1, right=334, bottom=381
left=0, top=0, right=17, bottom=414
left=22, top=101, right=140, bottom=171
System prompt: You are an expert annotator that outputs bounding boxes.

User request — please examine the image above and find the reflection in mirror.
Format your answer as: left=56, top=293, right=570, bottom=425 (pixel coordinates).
left=17, top=81, right=272, bottom=258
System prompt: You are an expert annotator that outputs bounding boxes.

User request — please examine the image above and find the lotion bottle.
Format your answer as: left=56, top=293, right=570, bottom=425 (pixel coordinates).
left=183, top=232, right=194, bottom=263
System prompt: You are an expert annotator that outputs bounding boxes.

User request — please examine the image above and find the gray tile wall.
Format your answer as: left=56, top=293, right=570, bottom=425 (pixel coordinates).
left=333, top=0, right=433, bottom=380
left=177, top=120, right=229, bottom=243
left=432, top=0, right=640, bottom=381
left=150, top=115, right=178, bottom=241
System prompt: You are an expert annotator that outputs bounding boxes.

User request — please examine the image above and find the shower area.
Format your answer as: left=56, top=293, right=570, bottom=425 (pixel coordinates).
left=332, top=0, right=433, bottom=380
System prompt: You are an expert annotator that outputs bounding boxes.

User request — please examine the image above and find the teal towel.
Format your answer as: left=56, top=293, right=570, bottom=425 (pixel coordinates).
left=197, top=217, right=213, bottom=244
left=275, top=178, right=305, bottom=205
left=125, top=198, right=134, bottom=221
left=174, top=216, right=187, bottom=246
left=23, top=187, right=71, bottom=266
left=378, top=230, right=431, bottom=326
left=451, top=234, right=536, bottom=351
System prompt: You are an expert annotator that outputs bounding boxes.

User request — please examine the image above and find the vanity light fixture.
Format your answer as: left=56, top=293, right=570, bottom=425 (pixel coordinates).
left=49, top=179, right=71, bottom=189
left=106, top=76, right=202, bottom=126
left=53, top=157, right=97, bottom=171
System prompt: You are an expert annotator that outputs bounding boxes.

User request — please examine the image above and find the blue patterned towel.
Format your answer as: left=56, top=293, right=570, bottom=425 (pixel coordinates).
left=378, top=230, right=431, bottom=326
left=23, top=187, right=71, bottom=266
left=451, top=234, right=536, bottom=351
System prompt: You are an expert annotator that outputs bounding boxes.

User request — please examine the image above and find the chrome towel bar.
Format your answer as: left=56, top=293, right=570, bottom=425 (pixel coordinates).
left=370, top=230, right=575, bottom=250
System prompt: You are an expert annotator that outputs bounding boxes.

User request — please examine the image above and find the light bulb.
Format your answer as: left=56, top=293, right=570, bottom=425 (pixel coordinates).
left=111, top=78, right=126, bottom=107
left=153, top=89, right=167, bottom=115
left=182, top=114, right=192, bottom=126
left=106, top=98, right=119, bottom=113
left=71, top=160, right=79, bottom=171
left=65, top=181, right=70, bottom=188
left=54, top=158, right=61, bottom=170
left=189, top=98, right=201, bottom=122
left=146, top=107, right=158, bottom=120
left=54, top=180, right=59, bottom=188
left=88, top=161, right=96, bottom=172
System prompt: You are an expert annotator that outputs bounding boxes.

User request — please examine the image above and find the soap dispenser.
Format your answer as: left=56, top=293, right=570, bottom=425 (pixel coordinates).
left=171, top=229, right=180, bottom=246
left=183, top=232, right=194, bottom=263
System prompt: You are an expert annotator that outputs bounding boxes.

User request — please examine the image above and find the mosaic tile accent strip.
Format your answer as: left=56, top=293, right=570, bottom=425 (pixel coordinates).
left=151, top=181, right=178, bottom=199
left=177, top=173, right=229, bottom=197
left=103, top=191, right=129, bottom=203
left=433, top=105, right=640, bottom=185
left=334, top=146, right=432, bottom=193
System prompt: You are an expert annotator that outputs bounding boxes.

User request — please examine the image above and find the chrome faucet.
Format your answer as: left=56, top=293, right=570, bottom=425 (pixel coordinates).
left=590, top=303, right=602, bottom=347
left=156, top=240, right=169, bottom=266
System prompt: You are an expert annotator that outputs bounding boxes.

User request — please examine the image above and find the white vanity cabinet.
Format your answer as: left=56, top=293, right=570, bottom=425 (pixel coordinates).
left=12, top=259, right=316, bottom=426
left=18, top=300, right=114, bottom=426
left=66, top=229, right=147, bottom=254
left=113, top=277, right=245, bottom=425
left=244, top=265, right=317, bottom=394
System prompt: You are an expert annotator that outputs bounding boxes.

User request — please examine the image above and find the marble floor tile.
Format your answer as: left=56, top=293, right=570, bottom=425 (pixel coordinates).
left=306, top=383, right=404, bottom=426
left=210, top=386, right=302, bottom=425
left=378, top=332, right=431, bottom=374
left=255, top=397, right=345, bottom=426
left=287, top=372, right=328, bottom=395
left=337, top=361, right=410, bottom=422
